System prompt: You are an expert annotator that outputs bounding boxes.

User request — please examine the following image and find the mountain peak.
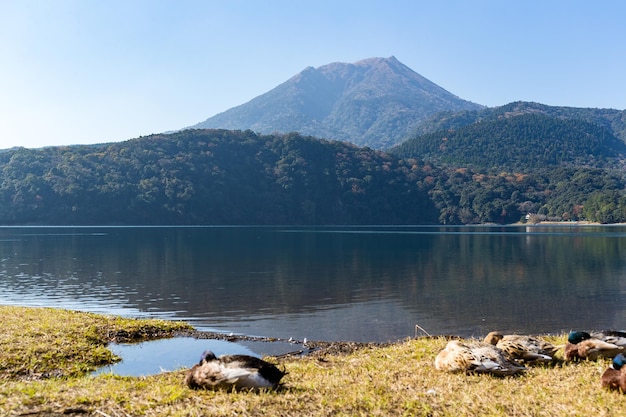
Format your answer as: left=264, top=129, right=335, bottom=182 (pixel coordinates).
left=190, top=57, right=484, bottom=149
left=354, top=56, right=398, bottom=65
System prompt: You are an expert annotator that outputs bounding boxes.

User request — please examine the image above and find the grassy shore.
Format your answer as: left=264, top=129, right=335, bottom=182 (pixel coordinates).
left=1, top=306, right=624, bottom=416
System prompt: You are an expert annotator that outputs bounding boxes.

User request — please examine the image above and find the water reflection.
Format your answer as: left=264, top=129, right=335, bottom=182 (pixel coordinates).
left=0, top=226, right=625, bottom=343
left=92, top=337, right=301, bottom=377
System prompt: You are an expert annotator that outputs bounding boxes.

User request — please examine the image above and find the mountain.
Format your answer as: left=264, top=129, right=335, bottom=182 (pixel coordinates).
left=189, top=57, right=483, bottom=149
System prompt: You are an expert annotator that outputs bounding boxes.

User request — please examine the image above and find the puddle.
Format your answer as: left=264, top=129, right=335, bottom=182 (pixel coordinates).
left=93, top=337, right=301, bottom=377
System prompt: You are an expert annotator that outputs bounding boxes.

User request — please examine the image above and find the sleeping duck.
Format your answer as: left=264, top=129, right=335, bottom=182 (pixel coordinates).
left=435, top=339, right=527, bottom=376
left=564, top=331, right=624, bottom=361
left=185, top=350, right=286, bottom=391
left=483, top=331, right=562, bottom=364
left=601, top=353, right=626, bottom=393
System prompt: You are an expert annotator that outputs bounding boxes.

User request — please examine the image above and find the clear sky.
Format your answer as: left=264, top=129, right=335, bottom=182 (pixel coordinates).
left=1, top=0, right=625, bottom=149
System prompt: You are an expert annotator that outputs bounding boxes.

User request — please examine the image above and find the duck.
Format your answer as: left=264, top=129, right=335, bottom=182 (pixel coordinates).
left=590, top=330, right=626, bottom=347
left=564, top=331, right=624, bottom=361
left=434, top=339, right=527, bottom=376
left=185, top=350, right=286, bottom=391
left=483, top=331, right=562, bottom=364
left=601, top=353, right=626, bottom=393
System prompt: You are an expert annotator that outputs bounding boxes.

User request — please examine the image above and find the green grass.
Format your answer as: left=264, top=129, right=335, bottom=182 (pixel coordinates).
left=1, top=306, right=625, bottom=416
left=0, top=305, right=192, bottom=379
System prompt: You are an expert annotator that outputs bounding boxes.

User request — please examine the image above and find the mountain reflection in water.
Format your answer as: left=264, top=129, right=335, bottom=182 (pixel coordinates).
left=1, top=225, right=625, bottom=343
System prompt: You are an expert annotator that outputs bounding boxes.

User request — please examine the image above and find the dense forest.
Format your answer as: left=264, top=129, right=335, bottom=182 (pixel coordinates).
left=422, top=166, right=625, bottom=224
left=0, top=130, right=438, bottom=225
left=390, top=108, right=626, bottom=224
left=1, top=123, right=626, bottom=225
left=391, top=113, right=626, bottom=170
left=407, top=101, right=626, bottom=143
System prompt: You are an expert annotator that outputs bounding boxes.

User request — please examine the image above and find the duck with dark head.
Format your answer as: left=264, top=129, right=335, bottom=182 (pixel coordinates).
left=601, top=353, right=626, bottom=393
left=185, top=350, right=287, bottom=391
left=564, top=331, right=625, bottom=361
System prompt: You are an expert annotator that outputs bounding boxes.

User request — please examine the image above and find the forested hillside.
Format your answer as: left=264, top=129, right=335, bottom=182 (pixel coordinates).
left=424, top=166, right=625, bottom=224
left=408, top=101, right=626, bottom=143
left=1, top=128, right=626, bottom=226
left=389, top=107, right=626, bottom=224
left=391, top=113, right=626, bottom=170
left=0, top=130, right=438, bottom=225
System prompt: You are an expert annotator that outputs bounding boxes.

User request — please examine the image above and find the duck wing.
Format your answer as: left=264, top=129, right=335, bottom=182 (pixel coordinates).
left=529, top=336, right=562, bottom=357
left=497, top=337, right=554, bottom=363
left=185, top=361, right=250, bottom=389
left=593, top=331, right=626, bottom=347
left=507, top=347, right=553, bottom=363
left=468, top=343, right=527, bottom=376
left=579, top=339, right=624, bottom=361
left=220, top=355, right=286, bottom=388
left=468, top=357, right=522, bottom=375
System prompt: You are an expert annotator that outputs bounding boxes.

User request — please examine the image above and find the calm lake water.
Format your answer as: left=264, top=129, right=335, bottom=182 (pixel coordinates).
left=2, top=225, right=625, bottom=345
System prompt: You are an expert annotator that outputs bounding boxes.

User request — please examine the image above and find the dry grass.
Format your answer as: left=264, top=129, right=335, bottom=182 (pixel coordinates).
left=1, top=306, right=625, bottom=416
left=0, top=305, right=192, bottom=379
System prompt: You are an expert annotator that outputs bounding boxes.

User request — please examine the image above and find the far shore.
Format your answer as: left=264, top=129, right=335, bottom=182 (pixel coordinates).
left=511, top=220, right=614, bottom=226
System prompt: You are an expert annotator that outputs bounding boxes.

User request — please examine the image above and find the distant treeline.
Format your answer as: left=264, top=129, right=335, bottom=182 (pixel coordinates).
left=1, top=128, right=625, bottom=225
left=0, top=130, right=437, bottom=225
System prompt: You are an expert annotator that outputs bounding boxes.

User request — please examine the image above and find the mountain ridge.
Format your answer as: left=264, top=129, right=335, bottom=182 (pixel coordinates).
left=408, top=101, right=626, bottom=142
left=189, top=57, right=484, bottom=149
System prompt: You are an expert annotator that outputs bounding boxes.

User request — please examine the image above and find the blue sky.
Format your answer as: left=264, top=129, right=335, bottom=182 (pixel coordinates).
left=1, top=0, right=625, bottom=149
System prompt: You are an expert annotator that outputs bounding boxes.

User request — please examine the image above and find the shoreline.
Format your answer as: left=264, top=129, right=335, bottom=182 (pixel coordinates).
left=173, top=328, right=393, bottom=358
left=3, top=306, right=626, bottom=416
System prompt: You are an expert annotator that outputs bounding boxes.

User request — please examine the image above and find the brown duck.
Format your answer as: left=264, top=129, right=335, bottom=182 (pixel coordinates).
left=435, top=339, right=527, bottom=376
left=601, top=353, right=626, bottom=393
left=483, top=331, right=562, bottom=364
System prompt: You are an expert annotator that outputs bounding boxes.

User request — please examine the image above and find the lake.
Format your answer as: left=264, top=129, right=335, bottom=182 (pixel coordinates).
left=1, top=225, right=625, bottom=345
